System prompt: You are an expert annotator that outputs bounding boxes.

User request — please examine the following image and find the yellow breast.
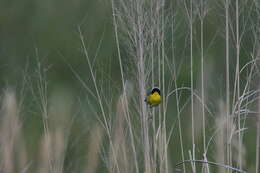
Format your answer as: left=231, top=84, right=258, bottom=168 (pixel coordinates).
left=149, top=92, right=161, bottom=106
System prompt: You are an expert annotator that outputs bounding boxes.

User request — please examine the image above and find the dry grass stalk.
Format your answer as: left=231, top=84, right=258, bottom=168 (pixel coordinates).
left=257, top=98, right=260, bottom=173
left=85, top=125, right=104, bottom=173
left=38, top=133, right=52, bottom=173
left=0, top=89, right=24, bottom=173
left=214, top=100, right=247, bottom=173
left=256, top=49, right=260, bottom=173
left=215, top=101, right=228, bottom=173
left=108, top=93, right=128, bottom=173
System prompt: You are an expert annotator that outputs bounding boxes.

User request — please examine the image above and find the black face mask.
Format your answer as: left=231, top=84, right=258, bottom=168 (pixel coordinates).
left=151, top=88, right=160, bottom=95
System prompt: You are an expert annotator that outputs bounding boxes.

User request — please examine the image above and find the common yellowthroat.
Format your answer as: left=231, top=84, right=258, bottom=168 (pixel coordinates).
left=145, top=87, right=161, bottom=107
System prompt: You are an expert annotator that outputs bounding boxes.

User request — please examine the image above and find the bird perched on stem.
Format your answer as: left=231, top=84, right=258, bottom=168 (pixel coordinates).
left=144, top=87, right=161, bottom=107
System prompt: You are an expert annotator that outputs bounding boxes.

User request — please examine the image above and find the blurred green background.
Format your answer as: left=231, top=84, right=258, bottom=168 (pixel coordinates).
left=0, top=0, right=117, bottom=85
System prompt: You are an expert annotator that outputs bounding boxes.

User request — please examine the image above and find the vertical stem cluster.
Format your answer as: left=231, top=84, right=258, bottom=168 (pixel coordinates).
left=112, top=0, right=168, bottom=172
left=112, top=1, right=140, bottom=172
left=136, top=7, right=151, bottom=173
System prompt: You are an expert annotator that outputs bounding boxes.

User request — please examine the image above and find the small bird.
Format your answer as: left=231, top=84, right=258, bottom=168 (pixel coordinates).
left=145, top=87, right=161, bottom=107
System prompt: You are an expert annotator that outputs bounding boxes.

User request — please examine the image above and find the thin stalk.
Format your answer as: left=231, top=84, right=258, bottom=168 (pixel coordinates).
left=157, top=2, right=162, bottom=171
left=225, top=0, right=231, bottom=172
left=161, top=2, right=168, bottom=172
left=235, top=0, right=242, bottom=169
left=200, top=1, right=209, bottom=172
left=176, top=160, right=248, bottom=173
left=150, top=6, right=157, bottom=171
left=255, top=0, right=260, bottom=166
left=200, top=0, right=206, bottom=154
left=151, top=12, right=156, bottom=173
left=189, top=0, right=196, bottom=172
left=256, top=120, right=260, bottom=173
